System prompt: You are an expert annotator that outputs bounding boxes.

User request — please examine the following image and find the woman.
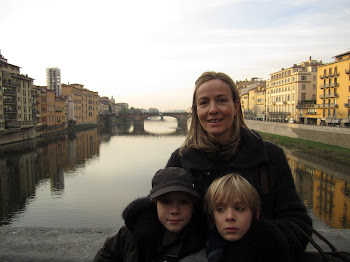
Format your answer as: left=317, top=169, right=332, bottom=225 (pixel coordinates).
left=124, top=71, right=311, bottom=262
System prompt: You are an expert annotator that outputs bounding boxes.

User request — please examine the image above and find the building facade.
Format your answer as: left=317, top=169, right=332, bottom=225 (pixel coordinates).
left=61, top=83, right=99, bottom=124
left=315, top=51, right=350, bottom=127
left=266, top=57, right=321, bottom=123
left=0, top=53, right=34, bottom=132
left=46, top=67, right=61, bottom=96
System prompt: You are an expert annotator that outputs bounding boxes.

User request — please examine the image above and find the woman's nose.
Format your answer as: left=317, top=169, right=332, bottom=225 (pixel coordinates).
left=208, top=102, right=218, bottom=114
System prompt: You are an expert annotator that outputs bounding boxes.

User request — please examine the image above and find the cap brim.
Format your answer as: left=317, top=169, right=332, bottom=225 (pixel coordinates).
left=150, top=185, right=200, bottom=199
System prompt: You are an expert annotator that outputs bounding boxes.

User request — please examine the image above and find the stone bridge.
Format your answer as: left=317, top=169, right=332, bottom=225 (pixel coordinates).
left=98, top=112, right=191, bottom=133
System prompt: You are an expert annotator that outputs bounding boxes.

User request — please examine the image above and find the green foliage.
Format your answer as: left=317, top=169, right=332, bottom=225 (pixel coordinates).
left=259, top=132, right=350, bottom=167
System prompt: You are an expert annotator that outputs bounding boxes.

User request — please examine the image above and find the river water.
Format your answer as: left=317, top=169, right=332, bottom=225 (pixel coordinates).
left=0, top=117, right=349, bottom=230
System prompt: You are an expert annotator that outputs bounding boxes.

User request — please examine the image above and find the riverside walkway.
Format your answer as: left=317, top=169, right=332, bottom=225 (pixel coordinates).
left=0, top=213, right=349, bottom=262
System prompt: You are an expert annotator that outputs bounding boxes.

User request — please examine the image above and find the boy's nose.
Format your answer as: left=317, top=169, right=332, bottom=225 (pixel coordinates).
left=170, top=203, right=180, bottom=214
left=226, top=210, right=235, bottom=221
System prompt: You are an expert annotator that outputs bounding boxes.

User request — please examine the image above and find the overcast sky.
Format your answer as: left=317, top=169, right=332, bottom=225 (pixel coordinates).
left=1, top=0, right=349, bottom=111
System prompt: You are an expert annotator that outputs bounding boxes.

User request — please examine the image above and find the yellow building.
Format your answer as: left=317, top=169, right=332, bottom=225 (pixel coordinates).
left=61, top=83, right=99, bottom=124
left=0, top=53, right=34, bottom=132
left=266, top=57, right=321, bottom=123
left=316, top=51, right=350, bottom=126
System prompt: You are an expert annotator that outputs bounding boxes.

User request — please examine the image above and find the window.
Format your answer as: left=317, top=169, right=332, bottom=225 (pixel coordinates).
left=302, top=84, right=306, bottom=90
left=301, top=76, right=307, bottom=81
left=313, top=76, right=316, bottom=81
left=301, top=93, right=306, bottom=101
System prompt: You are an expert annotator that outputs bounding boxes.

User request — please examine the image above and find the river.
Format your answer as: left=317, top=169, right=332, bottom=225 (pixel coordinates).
left=0, top=117, right=349, bottom=230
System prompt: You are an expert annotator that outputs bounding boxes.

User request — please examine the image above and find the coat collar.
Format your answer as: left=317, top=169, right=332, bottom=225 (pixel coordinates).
left=182, top=128, right=269, bottom=170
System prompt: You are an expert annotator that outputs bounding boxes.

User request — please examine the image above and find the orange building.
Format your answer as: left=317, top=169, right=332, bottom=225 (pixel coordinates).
left=61, top=83, right=99, bottom=124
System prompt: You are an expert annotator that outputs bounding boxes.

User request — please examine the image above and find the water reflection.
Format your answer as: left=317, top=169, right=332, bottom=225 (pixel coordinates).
left=287, top=151, right=350, bottom=229
left=0, top=120, right=349, bottom=229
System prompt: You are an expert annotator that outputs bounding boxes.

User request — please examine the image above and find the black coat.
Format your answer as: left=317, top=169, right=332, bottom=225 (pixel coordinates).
left=96, top=199, right=205, bottom=262
left=165, top=128, right=312, bottom=261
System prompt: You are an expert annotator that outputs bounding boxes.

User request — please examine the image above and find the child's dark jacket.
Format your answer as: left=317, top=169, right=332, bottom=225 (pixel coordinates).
left=94, top=198, right=205, bottom=262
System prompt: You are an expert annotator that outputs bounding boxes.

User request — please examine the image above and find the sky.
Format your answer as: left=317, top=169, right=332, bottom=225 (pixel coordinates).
left=1, top=0, right=350, bottom=111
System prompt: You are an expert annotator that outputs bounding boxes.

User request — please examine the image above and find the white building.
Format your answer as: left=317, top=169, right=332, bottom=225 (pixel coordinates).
left=46, top=67, right=61, bottom=96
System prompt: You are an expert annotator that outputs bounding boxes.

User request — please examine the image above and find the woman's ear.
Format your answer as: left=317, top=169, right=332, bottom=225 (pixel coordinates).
left=255, top=208, right=260, bottom=219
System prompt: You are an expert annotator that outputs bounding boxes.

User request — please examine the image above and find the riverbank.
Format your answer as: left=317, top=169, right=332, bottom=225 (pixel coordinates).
left=260, top=132, right=350, bottom=167
left=0, top=213, right=349, bottom=262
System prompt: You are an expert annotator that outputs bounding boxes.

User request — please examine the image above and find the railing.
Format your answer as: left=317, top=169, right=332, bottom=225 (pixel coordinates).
left=269, top=112, right=291, bottom=115
left=329, top=72, right=340, bottom=77
left=3, top=99, right=17, bottom=104
left=3, top=89, right=17, bottom=95
left=345, top=103, right=350, bottom=108
left=3, top=82, right=20, bottom=87
left=346, top=69, right=350, bottom=74
left=319, top=103, right=339, bottom=109
left=329, top=82, right=339, bottom=88
left=320, top=93, right=339, bottom=99
left=320, top=74, right=328, bottom=79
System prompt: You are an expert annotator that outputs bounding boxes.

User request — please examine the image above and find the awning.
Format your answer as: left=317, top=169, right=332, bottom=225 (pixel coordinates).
left=331, top=119, right=340, bottom=124
left=341, top=119, right=350, bottom=123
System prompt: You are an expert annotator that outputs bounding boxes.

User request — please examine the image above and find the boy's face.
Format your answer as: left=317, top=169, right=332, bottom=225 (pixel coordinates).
left=156, top=191, right=194, bottom=234
left=213, top=198, right=253, bottom=242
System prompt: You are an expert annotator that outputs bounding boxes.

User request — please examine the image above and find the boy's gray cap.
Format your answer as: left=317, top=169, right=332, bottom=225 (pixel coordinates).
left=150, top=167, right=200, bottom=199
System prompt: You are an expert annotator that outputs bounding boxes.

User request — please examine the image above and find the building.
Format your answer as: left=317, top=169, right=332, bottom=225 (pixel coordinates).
left=239, top=80, right=266, bottom=120
left=115, top=102, right=129, bottom=113
left=312, top=51, right=350, bottom=126
left=0, top=53, right=34, bottom=132
left=46, top=67, right=61, bottom=96
left=266, top=57, right=321, bottom=123
left=61, top=83, right=99, bottom=124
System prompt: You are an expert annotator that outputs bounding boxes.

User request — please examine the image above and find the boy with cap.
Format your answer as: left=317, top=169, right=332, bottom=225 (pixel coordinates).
left=93, top=167, right=205, bottom=262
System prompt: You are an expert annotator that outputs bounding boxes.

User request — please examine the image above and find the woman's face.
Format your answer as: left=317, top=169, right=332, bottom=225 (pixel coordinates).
left=195, top=79, right=239, bottom=143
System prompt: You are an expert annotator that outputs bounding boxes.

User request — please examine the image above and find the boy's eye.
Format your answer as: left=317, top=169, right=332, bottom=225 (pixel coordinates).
left=159, top=198, right=170, bottom=204
left=180, top=199, right=190, bottom=205
left=216, top=207, right=225, bottom=212
left=236, top=206, right=245, bottom=211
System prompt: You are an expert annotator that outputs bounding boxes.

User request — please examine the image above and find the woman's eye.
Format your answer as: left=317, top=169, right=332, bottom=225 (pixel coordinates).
left=198, top=100, right=207, bottom=106
left=218, top=98, right=227, bottom=103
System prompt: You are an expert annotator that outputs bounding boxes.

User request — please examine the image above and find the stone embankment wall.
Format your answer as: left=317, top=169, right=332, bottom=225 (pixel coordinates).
left=0, top=128, right=42, bottom=146
left=246, top=120, right=350, bottom=149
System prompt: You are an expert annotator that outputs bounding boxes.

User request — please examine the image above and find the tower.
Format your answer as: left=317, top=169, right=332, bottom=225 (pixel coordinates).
left=46, top=67, right=61, bottom=96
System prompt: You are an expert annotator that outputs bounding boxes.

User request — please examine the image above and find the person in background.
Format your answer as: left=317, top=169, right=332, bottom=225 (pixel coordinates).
left=204, top=173, right=289, bottom=262
left=123, top=71, right=312, bottom=262
left=94, top=167, right=205, bottom=262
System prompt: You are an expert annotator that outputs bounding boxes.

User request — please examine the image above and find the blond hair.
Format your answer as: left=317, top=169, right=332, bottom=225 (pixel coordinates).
left=204, top=173, right=260, bottom=226
left=180, top=71, right=249, bottom=157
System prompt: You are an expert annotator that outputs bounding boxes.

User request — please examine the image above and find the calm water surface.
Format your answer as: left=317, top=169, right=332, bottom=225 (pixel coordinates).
left=0, top=117, right=349, bottom=229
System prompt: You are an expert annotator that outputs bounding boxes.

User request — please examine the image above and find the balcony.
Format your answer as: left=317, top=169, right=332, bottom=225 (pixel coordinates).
left=3, top=98, right=17, bottom=105
left=4, top=108, right=17, bottom=113
left=3, top=82, right=20, bottom=88
left=320, top=93, right=339, bottom=99
left=3, top=88, right=17, bottom=96
left=269, top=112, right=291, bottom=115
left=345, top=103, right=350, bottom=108
left=345, top=69, right=350, bottom=75
left=320, top=74, right=328, bottom=79
left=329, top=82, right=339, bottom=88
left=296, top=100, right=317, bottom=108
left=4, top=114, right=17, bottom=120
left=320, top=103, right=338, bottom=109
left=328, top=72, right=340, bottom=77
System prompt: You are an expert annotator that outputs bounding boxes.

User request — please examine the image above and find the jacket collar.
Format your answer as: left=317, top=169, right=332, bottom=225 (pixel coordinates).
left=182, top=128, right=269, bottom=170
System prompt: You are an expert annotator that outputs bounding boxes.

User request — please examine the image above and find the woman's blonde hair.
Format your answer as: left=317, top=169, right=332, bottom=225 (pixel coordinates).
left=204, top=173, right=261, bottom=226
left=180, top=71, right=249, bottom=157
